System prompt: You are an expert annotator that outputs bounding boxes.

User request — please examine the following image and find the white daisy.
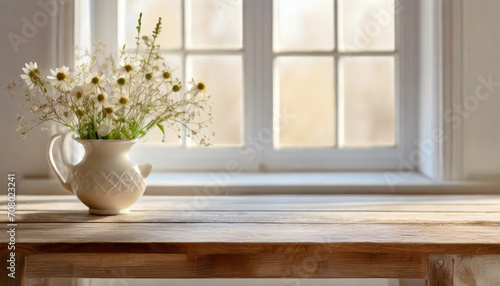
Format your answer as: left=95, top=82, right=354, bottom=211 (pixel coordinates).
left=144, top=71, right=155, bottom=82
left=92, top=91, right=108, bottom=106
left=171, top=81, right=182, bottom=93
left=156, top=66, right=177, bottom=82
left=117, top=57, right=141, bottom=75
left=110, top=94, right=132, bottom=110
left=111, top=75, right=129, bottom=90
left=47, top=66, right=72, bottom=91
left=188, top=78, right=206, bottom=97
left=102, top=105, right=118, bottom=121
left=84, top=73, right=106, bottom=94
left=70, top=85, right=84, bottom=101
left=22, top=62, right=38, bottom=74
left=20, top=62, right=40, bottom=89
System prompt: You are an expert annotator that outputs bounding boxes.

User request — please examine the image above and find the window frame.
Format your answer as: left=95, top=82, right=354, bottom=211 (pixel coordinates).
left=76, top=0, right=420, bottom=172
left=265, top=0, right=419, bottom=172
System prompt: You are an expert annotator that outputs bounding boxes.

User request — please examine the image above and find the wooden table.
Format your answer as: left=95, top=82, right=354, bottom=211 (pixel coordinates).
left=1, top=195, right=500, bottom=286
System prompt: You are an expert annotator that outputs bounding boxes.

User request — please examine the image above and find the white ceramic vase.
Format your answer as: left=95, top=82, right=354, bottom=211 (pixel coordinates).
left=47, top=132, right=153, bottom=215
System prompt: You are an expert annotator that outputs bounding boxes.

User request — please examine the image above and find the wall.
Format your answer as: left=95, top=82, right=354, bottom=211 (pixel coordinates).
left=0, top=0, right=57, bottom=188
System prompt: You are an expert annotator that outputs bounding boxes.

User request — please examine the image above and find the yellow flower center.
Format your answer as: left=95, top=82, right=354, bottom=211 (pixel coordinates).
left=76, top=91, right=83, bottom=99
left=56, top=72, right=66, bottom=81
left=172, top=85, right=180, bottom=92
left=163, top=71, right=171, bottom=79
left=117, top=78, right=126, bottom=85
left=197, top=82, right=205, bottom=91
left=145, top=73, right=153, bottom=80
left=104, top=107, right=114, bottom=114
left=97, top=94, right=106, bottom=102
left=119, top=97, right=128, bottom=105
left=124, top=64, right=133, bottom=72
left=91, top=77, right=100, bottom=84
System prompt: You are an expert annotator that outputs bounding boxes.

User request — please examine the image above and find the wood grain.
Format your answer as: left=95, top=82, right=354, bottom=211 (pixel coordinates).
left=25, top=252, right=426, bottom=279
left=1, top=210, right=500, bottom=224
left=1, top=195, right=500, bottom=212
left=0, top=251, right=27, bottom=286
left=454, top=255, right=500, bottom=285
left=2, top=222, right=499, bottom=246
left=0, top=195, right=498, bottom=284
left=427, top=255, right=454, bottom=286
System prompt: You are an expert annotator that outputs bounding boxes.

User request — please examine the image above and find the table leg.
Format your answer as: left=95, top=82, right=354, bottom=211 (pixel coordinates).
left=454, top=255, right=500, bottom=285
left=427, top=255, right=454, bottom=286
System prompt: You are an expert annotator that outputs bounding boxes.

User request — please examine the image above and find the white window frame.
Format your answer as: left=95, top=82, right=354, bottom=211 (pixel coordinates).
left=265, top=0, right=420, bottom=171
left=76, top=0, right=419, bottom=173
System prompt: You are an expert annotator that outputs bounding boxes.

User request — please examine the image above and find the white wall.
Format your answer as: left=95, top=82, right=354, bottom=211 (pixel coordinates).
left=462, top=0, right=500, bottom=180
left=0, top=0, right=57, bottom=188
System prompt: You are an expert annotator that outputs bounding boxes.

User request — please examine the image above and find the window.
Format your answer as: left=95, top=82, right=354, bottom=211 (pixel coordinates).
left=76, top=0, right=418, bottom=172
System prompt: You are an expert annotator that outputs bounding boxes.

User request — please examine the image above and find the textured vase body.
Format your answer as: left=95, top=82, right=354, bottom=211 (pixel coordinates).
left=47, top=133, right=153, bottom=215
left=72, top=140, right=151, bottom=214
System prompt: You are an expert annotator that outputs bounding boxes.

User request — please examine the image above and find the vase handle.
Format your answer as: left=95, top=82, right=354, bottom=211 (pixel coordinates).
left=47, top=131, right=74, bottom=194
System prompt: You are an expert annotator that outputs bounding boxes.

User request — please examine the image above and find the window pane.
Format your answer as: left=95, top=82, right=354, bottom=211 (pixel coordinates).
left=186, top=55, right=243, bottom=146
left=163, top=54, right=183, bottom=80
left=145, top=124, right=182, bottom=145
left=143, top=54, right=183, bottom=145
left=339, top=56, right=395, bottom=148
left=338, top=0, right=395, bottom=52
left=275, top=57, right=335, bottom=148
left=125, top=0, right=182, bottom=50
left=186, top=0, right=243, bottom=49
left=273, top=0, right=334, bottom=52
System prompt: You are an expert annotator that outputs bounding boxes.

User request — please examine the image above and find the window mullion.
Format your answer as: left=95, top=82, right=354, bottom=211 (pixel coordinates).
left=334, top=0, right=339, bottom=148
left=243, top=0, right=254, bottom=162
left=92, top=0, right=119, bottom=58
left=180, top=0, right=187, bottom=148
left=259, top=0, right=274, bottom=171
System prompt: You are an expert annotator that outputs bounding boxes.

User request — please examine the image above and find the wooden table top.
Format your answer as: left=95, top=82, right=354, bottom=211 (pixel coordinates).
left=1, top=194, right=499, bottom=255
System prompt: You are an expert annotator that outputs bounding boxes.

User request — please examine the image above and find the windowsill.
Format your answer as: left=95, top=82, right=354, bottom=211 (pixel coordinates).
left=20, top=172, right=500, bottom=195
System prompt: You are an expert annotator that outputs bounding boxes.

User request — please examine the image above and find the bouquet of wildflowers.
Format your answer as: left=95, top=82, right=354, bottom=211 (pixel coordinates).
left=8, top=14, right=213, bottom=146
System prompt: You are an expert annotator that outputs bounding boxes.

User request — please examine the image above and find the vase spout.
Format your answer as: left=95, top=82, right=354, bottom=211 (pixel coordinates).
left=138, top=163, right=153, bottom=179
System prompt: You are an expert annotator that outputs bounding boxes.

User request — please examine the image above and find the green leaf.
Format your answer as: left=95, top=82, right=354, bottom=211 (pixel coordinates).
left=156, top=123, right=166, bottom=143
left=156, top=123, right=165, bottom=135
